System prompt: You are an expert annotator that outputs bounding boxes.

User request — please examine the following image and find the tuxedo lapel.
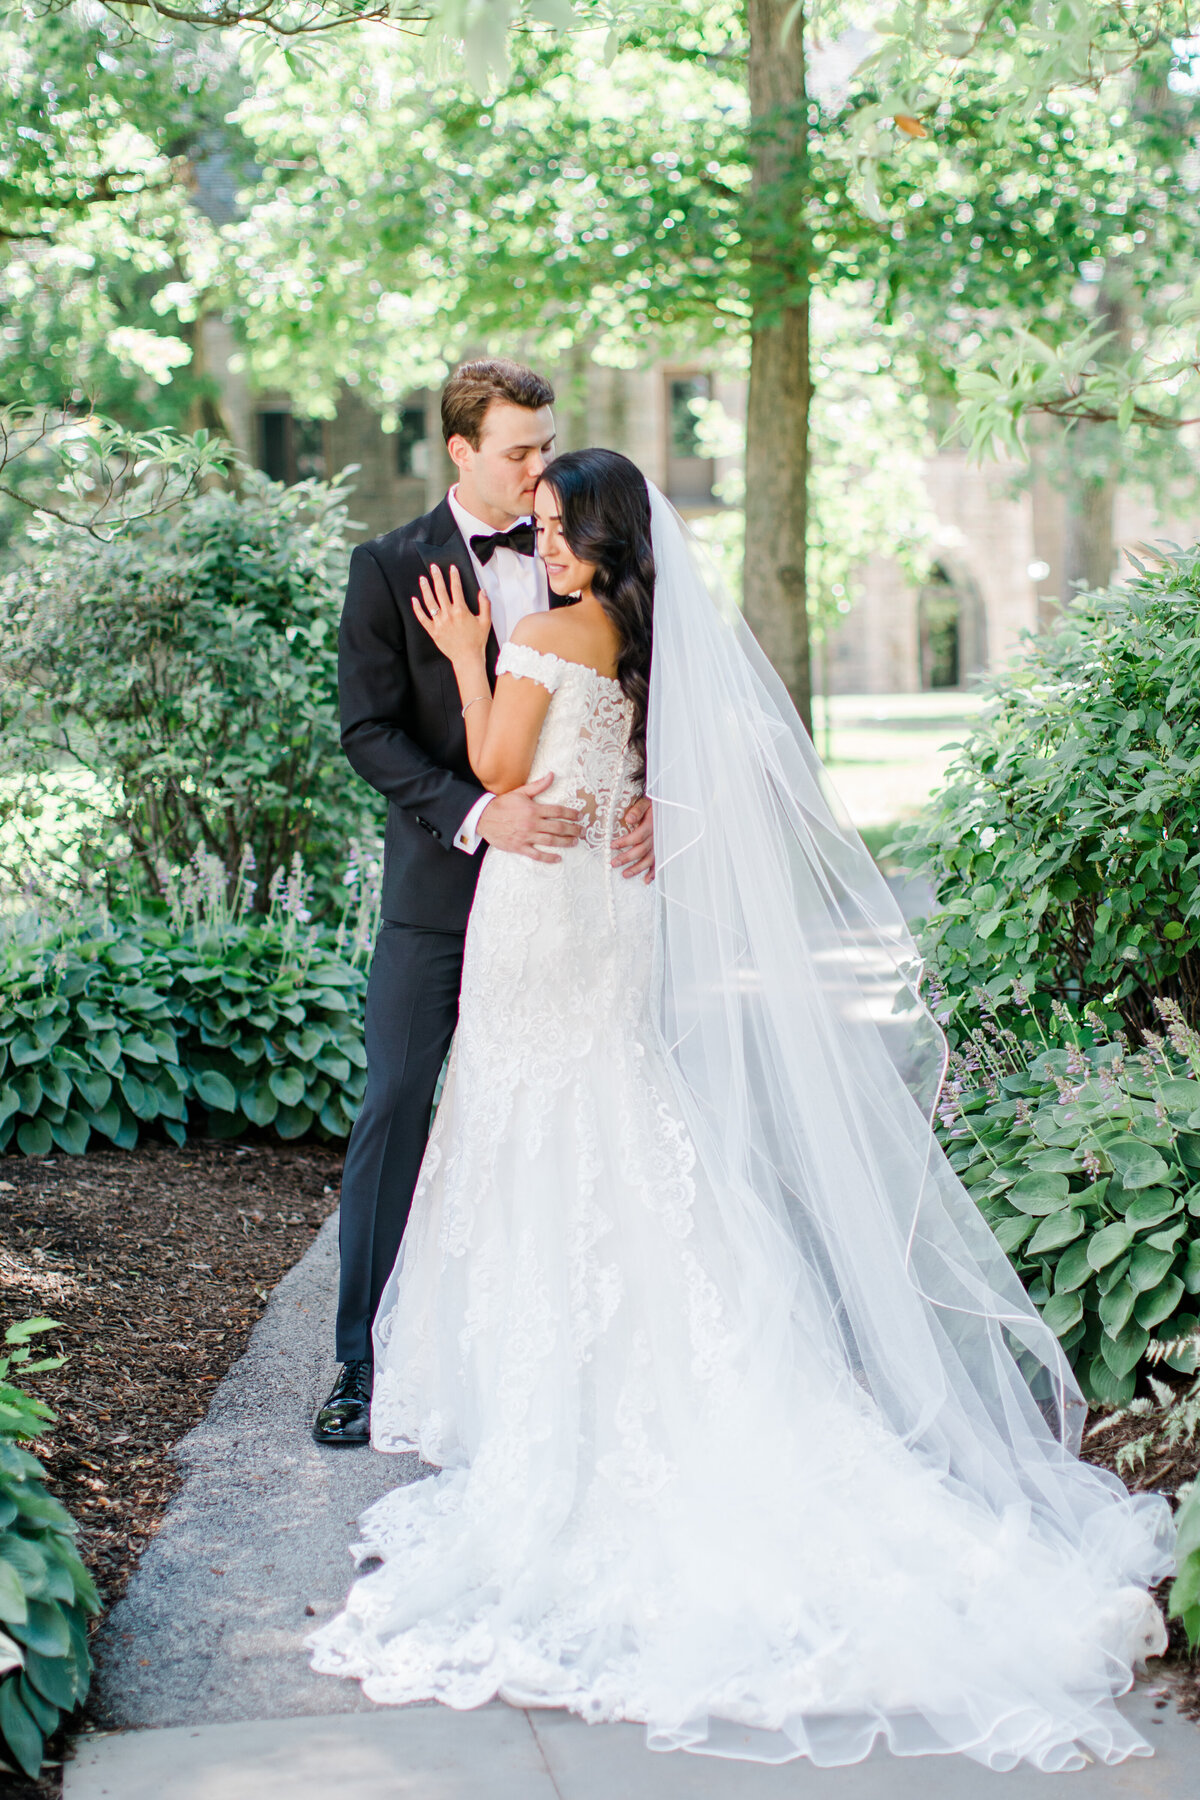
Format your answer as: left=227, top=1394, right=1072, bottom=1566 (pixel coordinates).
left=415, top=498, right=499, bottom=683
left=415, top=494, right=571, bottom=674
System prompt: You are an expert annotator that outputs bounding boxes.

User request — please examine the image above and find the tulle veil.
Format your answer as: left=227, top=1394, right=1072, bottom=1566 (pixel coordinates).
left=643, top=483, right=1172, bottom=1577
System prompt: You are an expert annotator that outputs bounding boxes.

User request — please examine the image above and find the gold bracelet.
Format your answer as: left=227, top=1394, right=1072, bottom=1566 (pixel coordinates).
left=461, top=695, right=487, bottom=717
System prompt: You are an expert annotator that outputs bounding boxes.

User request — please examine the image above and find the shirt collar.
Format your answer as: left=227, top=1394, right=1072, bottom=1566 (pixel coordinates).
left=447, top=485, right=531, bottom=546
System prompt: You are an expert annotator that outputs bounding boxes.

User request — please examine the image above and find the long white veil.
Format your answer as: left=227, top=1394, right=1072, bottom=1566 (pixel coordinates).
left=644, top=485, right=1172, bottom=1572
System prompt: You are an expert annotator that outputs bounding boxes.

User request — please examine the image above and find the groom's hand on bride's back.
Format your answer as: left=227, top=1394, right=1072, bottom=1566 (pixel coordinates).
left=478, top=772, right=582, bottom=864
left=612, top=798, right=655, bottom=883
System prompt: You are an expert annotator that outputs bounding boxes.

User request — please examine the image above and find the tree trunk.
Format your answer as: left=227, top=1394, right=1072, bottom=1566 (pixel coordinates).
left=743, top=0, right=812, bottom=731
left=1062, top=291, right=1125, bottom=594
left=1062, top=449, right=1116, bottom=593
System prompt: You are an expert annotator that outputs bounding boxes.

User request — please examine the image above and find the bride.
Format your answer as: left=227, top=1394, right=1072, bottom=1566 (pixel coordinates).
left=309, top=449, right=1174, bottom=1771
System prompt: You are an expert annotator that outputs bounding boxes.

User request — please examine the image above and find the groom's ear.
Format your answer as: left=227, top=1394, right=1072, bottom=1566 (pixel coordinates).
left=446, top=433, right=474, bottom=475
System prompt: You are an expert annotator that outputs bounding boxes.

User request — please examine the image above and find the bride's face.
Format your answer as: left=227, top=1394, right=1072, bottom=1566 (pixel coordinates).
left=534, top=485, right=597, bottom=598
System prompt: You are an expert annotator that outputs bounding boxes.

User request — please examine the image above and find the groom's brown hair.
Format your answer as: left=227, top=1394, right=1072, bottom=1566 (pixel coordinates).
left=441, top=358, right=555, bottom=448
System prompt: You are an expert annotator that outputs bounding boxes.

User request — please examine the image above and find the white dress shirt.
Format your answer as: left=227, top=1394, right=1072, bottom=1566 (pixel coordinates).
left=446, top=486, right=549, bottom=853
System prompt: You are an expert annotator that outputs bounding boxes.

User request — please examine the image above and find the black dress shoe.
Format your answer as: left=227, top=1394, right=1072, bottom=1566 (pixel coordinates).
left=313, top=1359, right=373, bottom=1446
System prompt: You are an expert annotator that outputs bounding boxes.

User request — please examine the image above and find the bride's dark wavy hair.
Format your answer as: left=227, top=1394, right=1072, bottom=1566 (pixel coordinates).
left=536, top=448, right=654, bottom=779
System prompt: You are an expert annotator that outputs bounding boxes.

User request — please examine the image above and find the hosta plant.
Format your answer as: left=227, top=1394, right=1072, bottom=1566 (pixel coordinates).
left=166, top=862, right=367, bottom=1143
left=0, top=1321, right=100, bottom=1780
left=0, top=849, right=374, bottom=1155
left=937, top=990, right=1200, bottom=1408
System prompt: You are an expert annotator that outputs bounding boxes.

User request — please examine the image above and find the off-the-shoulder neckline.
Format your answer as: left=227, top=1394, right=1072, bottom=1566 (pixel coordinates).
left=499, top=641, right=624, bottom=691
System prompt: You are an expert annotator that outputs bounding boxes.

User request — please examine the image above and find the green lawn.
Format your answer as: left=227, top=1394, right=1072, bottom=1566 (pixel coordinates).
left=812, top=691, right=984, bottom=853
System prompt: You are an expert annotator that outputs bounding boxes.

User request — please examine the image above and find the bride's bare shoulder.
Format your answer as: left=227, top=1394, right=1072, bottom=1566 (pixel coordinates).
left=511, top=605, right=618, bottom=677
left=509, top=611, right=568, bottom=654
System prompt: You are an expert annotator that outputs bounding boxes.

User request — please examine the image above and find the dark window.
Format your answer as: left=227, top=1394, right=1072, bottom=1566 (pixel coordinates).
left=395, top=405, right=428, bottom=478
left=255, top=411, right=327, bottom=485
left=293, top=416, right=327, bottom=482
left=666, top=374, right=715, bottom=505
left=918, top=566, right=961, bottom=690
left=258, top=411, right=289, bottom=483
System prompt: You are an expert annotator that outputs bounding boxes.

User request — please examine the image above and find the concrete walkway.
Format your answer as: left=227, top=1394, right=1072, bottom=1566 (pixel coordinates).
left=72, top=1213, right=1200, bottom=1797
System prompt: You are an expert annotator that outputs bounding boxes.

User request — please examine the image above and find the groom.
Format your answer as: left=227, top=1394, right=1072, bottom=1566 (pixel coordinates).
left=315, top=358, right=654, bottom=1445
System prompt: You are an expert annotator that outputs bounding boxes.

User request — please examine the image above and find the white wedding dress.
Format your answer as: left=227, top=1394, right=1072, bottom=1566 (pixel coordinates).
left=309, top=627, right=1172, bottom=1772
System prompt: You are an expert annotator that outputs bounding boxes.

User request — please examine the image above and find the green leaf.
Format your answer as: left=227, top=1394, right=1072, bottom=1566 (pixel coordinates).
left=22, top=1643, right=79, bottom=1709
left=50, top=1110, right=89, bottom=1156
left=1008, top=1171, right=1071, bottom=1215
left=73, top=1069, right=112, bottom=1112
left=1134, top=1274, right=1186, bottom=1331
left=81, top=1097, right=122, bottom=1141
left=1054, top=1238, right=1095, bottom=1294
left=1100, top=1319, right=1150, bottom=1381
left=0, top=1445, right=44, bottom=1482
left=1026, top=1147, right=1080, bottom=1172
left=0, top=1674, right=45, bottom=1778
left=11, top=1487, right=75, bottom=1531
left=0, top=1562, right=28, bottom=1627
left=1041, top=1290, right=1084, bottom=1336
left=1087, top=1354, right=1137, bottom=1409
left=1098, top=1278, right=1137, bottom=1338
left=16, top=1118, right=52, bottom=1158
left=307, top=962, right=358, bottom=987
left=319, top=1097, right=353, bottom=1137
left=193, top=1069, right=237, bottom=1112
left=1155, top=1078, right=1199, bottom=1110
left=1028, top=1209, right=1085, bottom=1254
left=9, top=1600, right=70, bottom=1660
left=1122, top=1188, right=1179, bottom=1228
left=240, top=1081, right=278, bottom=1127
left=1129, top=1241, right=1177, bottom=1294
left=92, top=1031, right=122, bottom=1073
left=1087, top=1221, right=1135, bottom=1270
left=120, top=1073, right=159, bottom=1120
left=9, top=1033, right=44, bottom=1068
left=991, top=1212, right=1035, bottom=1254
left=268, top=1066, right=305, bottom=1108
left=17, top=1672, right=59, bottom=1737
left=1105, top=1137, right=1171, bottom=1189
left=274, top=1102, right=313, bottom=1140
left=76, top=1002, right=116, bottom=1031
left=41, top=1542, right=98, bottom=1614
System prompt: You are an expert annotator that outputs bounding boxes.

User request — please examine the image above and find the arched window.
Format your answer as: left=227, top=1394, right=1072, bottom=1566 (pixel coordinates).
left=918, top=564, right=961, bottom=689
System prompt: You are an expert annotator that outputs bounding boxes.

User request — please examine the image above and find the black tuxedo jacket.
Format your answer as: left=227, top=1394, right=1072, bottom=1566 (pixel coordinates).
left=338, top=495, right=567, bottom=930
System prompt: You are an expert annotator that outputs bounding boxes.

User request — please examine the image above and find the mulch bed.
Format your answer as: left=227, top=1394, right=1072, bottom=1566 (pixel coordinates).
left=0, top=1138, right=342, bottom=1796
left=1, top=1139, right=1199, bottom=1791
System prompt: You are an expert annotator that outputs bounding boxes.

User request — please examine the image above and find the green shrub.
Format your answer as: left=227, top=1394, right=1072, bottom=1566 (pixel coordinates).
left=1168, top=1482, right=1200, bottom=1650
left=937, top=991, right=1200, bottom=1409
left=0, top=853, right=373, bottom=1156
left=895, top=544, right=1200, bottom=1039
left=0, top=470, right=378, bottom=913
left=0, top=1321, right=100, bottom=1781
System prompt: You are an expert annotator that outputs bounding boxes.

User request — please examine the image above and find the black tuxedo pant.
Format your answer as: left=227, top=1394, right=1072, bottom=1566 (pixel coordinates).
left=335, top=920, right=465, bottom=1363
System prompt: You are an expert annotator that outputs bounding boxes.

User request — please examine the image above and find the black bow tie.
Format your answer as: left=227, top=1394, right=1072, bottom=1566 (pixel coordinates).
left=470, top=522, right=536, bottom=564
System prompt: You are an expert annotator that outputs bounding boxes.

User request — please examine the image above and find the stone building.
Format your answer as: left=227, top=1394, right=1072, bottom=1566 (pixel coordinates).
left=822, top=454, right=1200, bottom=695
left=207, top=319, right=1200, bottom=697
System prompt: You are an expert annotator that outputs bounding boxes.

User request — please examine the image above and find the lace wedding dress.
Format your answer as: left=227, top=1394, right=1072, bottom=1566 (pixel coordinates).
left=309, top=631, right=1172, bottom=1772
